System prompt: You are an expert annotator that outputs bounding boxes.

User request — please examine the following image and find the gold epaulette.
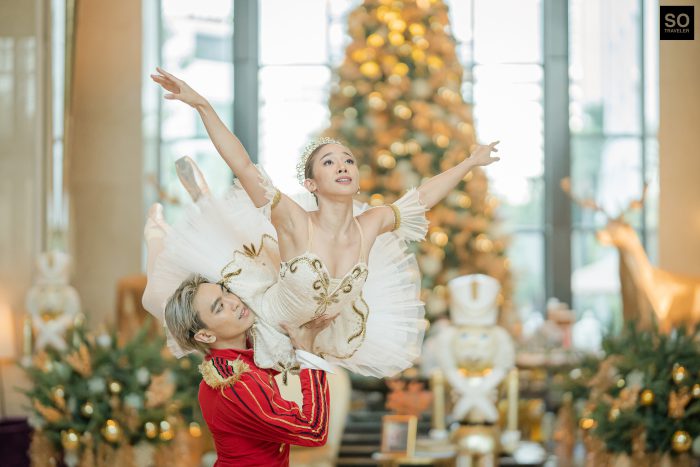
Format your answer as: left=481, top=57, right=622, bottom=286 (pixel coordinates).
left=199, top=357, right=250, bottom=389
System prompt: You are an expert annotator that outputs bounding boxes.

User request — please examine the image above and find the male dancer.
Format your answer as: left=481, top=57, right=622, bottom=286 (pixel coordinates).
left=144, top=210, right=333, bottom=467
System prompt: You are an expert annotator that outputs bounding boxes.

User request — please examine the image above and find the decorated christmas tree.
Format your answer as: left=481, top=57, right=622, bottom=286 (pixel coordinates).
left=22, top=317, right=205, bottom=466
left=323, top=0, right=512, bottom=321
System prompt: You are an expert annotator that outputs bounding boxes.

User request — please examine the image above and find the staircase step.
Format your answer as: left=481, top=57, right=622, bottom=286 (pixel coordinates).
left=338, top=444, right=379, bottom=455
left=343, top=421, right=383, bottom=433
left=342, top=432, right=382, bottom=445
left=335, top=457, right=380, bottom=467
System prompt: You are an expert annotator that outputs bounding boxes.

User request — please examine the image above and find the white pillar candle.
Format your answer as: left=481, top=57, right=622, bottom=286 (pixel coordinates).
left=507, top=368, right=519, bottom=431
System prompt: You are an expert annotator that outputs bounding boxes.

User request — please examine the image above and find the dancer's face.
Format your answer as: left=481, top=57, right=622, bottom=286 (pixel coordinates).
left=304, top=144, right=360, bottom=197
left=191, top=283, right=254, bottom=346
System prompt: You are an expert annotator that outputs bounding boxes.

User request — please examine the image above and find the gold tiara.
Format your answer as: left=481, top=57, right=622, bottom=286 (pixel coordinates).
left=296, top=137, right=343, bottom=185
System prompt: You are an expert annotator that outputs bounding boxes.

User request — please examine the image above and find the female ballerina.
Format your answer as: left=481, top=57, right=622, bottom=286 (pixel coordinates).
left=143, top=67, right=500, bottom=378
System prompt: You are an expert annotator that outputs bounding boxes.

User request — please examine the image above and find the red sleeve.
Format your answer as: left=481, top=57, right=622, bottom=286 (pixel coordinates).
left=214, top=368, right=330, bottom=447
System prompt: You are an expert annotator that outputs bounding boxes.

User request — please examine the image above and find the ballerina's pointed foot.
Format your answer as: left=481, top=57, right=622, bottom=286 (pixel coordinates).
left=176, top=156, right=211, bottom=202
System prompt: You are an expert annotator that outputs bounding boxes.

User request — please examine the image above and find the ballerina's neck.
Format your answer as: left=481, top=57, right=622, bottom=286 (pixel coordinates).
left=307, top=211, right=366, bottom=272
left=311, top=200, right=357, bottom=236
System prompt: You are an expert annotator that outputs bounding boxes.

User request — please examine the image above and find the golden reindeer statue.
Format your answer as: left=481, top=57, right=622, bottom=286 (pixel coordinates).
left=561, top=178, right=700, bottom=332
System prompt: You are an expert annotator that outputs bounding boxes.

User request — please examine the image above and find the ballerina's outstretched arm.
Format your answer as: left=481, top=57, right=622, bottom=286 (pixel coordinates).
left=150, top=68, right=306, bottom=232
left=362, top=141, right=501, bottom=234
left=416, top=141, right=500, bottom=209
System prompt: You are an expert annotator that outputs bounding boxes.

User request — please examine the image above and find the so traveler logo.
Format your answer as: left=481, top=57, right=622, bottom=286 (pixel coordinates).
left=660, top=6, right=694, bottom=40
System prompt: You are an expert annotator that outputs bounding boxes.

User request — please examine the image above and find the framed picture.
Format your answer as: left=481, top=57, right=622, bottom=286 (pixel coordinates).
left=380, top=414, right=417, bottom=456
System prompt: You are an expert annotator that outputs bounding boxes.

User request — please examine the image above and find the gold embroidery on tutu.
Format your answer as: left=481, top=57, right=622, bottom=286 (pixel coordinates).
left=219, top=233, right=278, bottom=284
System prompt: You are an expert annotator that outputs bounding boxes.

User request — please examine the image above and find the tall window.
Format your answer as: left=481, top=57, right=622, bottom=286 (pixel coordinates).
left=150, top=0, right=235, bottom=222
left=445, top=0, right=545, bottom=319
left=146, top=0, right=658, bottom=328
left=569, top=0, right=658, bottom=329
left=258, top=0, right=359, bottom=193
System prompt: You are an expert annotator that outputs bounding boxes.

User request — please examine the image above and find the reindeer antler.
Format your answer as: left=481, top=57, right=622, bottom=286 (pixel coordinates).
left=560, top=177, right=612, bottom=220
left=623, top=182, right=649, bottom=214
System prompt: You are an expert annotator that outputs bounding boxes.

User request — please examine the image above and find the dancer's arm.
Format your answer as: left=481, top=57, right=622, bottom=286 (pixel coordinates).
left=216, top=367, right=330, bottom=447
left=416, top=141, right=500, bottom=209
left=362, top=142, right=501, bottom=234
left=150, top=68, right=305, bottom=229
left=214, top=314, right=334, bottom=447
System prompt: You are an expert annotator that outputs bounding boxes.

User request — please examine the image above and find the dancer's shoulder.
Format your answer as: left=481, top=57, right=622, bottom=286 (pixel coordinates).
left=199, top=357, right=251, bottom=389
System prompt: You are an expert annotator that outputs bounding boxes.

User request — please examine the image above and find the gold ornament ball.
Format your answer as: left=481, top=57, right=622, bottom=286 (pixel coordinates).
left=351, top=48, right=369, bottom=63
left=408, top=22, right=426, bottom=36
left=640, top=389, right=655, bottom=406
left=377, top=153, right=396, bottom=169
left=672, top=364, right=687, bottom=384
left=411, top=49, right=426, bottom=63
left=393, top=103, right=412, bottom=120
left=388, top=31, right=405, bottom=46
left=80, top=402, right=95, bottom=417
left=367, top=92, right=386, bottom=111
left=61, top=429, right=81, bottom=452
left=343, top=107, right=358, bottom=119
left=475, top=234, right=494, bottom=253
left=52, top=386, right=66, bottom=401
left=108, top=381, right=122, bottom=395
left=102, top=419, right=122, bottom=443
left=159, top=420, right=175, bottom=441
left=359, top=61, right=382, bottom=79
left=367, top=33, right=385, bottom=48
left=608, top=407, right=621, bottom=421
left=389, top=141, right=407, bottom=156
left=579, top=417, right=596, bottom=430
left=691, top=383, right=700, bottom=398
left=429, top=230, right=448, bottom=247
left=413, top=37, right=430, bottom=50
left=392, top=62, right=409, bottom=76
left=672, top=430, right=692, bottom=453
left=144, top=421, right=158, bottom=439
left=427, top=55, right=443, bottom=70
left=433, top=134, right=450, bottom=148
left=189, top=422, right=202, bottom=438
left=341, top=85, right=357, bottom=98
left=387, top=74, right=403, bottom=86
left=389, top=18, right=407, bottom=32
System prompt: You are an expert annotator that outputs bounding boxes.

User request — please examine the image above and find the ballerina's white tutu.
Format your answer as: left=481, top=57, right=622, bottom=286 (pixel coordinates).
left=146, top=168, right=428, bottom=378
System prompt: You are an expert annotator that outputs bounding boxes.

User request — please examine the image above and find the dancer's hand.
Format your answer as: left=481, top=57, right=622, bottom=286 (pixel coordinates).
left=469, top=141, right=500, bottom=167
left=282, top=313, right=339, bottom=353
left=150, top=67, right=207, bottom=108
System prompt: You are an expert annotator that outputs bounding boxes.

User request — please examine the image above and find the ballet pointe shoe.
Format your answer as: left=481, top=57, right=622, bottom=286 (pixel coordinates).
left=144, top=203, right=169, bottom=241
left=176, top=156, right=211, bottom=202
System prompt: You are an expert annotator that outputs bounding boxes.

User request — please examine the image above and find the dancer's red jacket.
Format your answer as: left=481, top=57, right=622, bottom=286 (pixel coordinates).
left=198, top=347, right=330, bottom=467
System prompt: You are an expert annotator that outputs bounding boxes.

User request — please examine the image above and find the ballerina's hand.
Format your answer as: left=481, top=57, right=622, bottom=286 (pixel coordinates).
left=282, top=313, right=339, bottom=353
left=150, top=67, right=206, bottom=108
left=469, top=141, right=501, bottom=167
